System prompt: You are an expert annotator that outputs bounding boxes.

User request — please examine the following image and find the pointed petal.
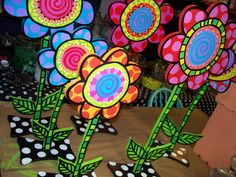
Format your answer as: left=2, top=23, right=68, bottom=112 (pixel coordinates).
left=81, top=102, right=100, bottom=119
left=67, top=82, right=85, bottom=103
left=225, top=23, right=236, bottom=49
left=121, top=85, right=138, bottom=103
left=111, top=26, right=129, bottom=47
left=92, top=40, right=108, bottom=56
left=38, top=49, right=55, bottom=69
left=81, top=55, right=103, bottom=80
left=49, top=69, right=68, bottom=86
left=23, top=18, right=49, bottom=38
left=4, top=0, right=28, bottom=17
left=148, top=25, right=165, bottom=44
left=102, top=103, right=120, bottom=119
left=76, top=1, right=94, bottom=25
left=209, top=80, right=230, bottom=93
left=106, top=48, right=128, bottom=65
left=160, top=4, right=174, bottom=25
left=165, top=64, right=188, bottom=85
left=50, top=24, right=74, bottom=36
left=126, top=64, right=141, bottom=84
left=108, top=2, right=126, bottom=25
left=52, top=31, right=71, bottom=50
left=208, top=3, right=228, bottom=25
left=187, top=72, right=208, bottom=90
left=209, top=51, right=229, bottom=75
left=73, top=27, right=92, bottom=41
left=131, top=40, right=148, bottom=53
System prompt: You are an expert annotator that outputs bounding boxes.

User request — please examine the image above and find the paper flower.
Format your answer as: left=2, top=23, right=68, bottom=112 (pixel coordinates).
left=37, top=27, right=108, bottom=86
left=65, top=47, right=141, bottom=119
left=158, top=3, right=236, bottom=90
left=108, top=0, right=174, bottom=53
left=4, top=0, right=94, bottom=38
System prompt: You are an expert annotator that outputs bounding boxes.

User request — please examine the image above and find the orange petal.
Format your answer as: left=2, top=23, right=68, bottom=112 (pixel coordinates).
left=103, top=47, right=128, bottom=65
left=121, top=85, right=138, bottom=103
left=67, top=82, right=85, bottom=103
left=81, top=102, right=101, bottom=119
left=102, top=102, right=120, bottom=119
left=126, top=63, right=141, bottom=84
left=64, top=77, right=81, bottom=96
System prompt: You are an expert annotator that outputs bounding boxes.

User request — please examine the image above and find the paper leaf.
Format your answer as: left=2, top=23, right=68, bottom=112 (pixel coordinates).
left=58, top=157, right=75, bottom=175
left=53, top=127, right=74, bottom=141
left=126, top=139, right=145, bottom=161
left=80, top=157, right=103, bottom=174
left=178, top=132, right=203, bottom=145
left=162, top=116, right=176, bottom=137
left=42, top=90, right=60, bottom=111
left=32, top=121, right=48, bottom=139
left=11, top=96, right=35, bottom=115
left=146, top=143, right=172, bottom=162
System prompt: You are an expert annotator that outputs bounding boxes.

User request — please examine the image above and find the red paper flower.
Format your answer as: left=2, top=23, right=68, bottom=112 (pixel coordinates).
left=108, top=0, right=174, bottom=53
left=158, top=3, right=236, bottom=90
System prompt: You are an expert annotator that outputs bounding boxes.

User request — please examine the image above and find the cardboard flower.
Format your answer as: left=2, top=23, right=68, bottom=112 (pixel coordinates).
left=108, top=0, right=174, bottom=53
left=65, top=47, right=141, bottom=119
left=37, top=27, right=108, bottom=86
left=158, top=3, right=236, bottom=90
left=4, top=0, right=94, bottom=38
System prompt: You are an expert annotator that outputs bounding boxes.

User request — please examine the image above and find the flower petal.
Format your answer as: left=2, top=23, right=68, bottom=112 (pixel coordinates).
left=121, top=85, right=138, bottom=103
left=50, top=24, right=74, bottom=36
left=165, top=64, right=188, bottom=85
left=38, top=49, right=55, bottom=69
left=23, top=18, right=49, bottom=38
left=81, top=102, right=100, bottom=119
left=52, top=31, right=71, bottom=50
left=92, top=40, right=108, bottom=56
left=126, top=64, right=141, bottom=84
left=81, top=55, right=103, bottom=80
left=208, top=3, right=228, bottom=25
left=4, top=0, right=28, bottom=17
left=155, top=0, right=164, bottom=5
left=49, top=69, right=68, bottom=86
left=105, top=48, right=128, bottom=65
left=131, top=40, right=148, bottom=53
left=209, top=51, right=229, bottom=75
left=67, top=82, right=85, bottom=103
left=76, top=1, right=94, bottom=25
left=225, top=23, right=236, bottom=49
left=102, top=103, right=120, bottom=119
left=148, top=25, right=165, bottom=44
left=73, top=27, right=92, bottom=41
left=159, top=33, right=185, bottom=62
left=226, top=49, right=235, bottom=70
left=187, top=72, right=209, bottom=90
left=160, top=4, right=174, bottom=25
left=209, top=80, right=230, bottom=93
left=111, top=26, right=129, bottom=47
left=108, top=2, right=126, bottom=25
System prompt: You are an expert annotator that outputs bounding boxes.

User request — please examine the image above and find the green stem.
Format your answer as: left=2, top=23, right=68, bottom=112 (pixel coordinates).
left=43, top=86, right=65, bottom=151
left=169, top=83, right=209, bottom=151
left=132, top=83, right=184, bottom=174
left=73, top=115, right=100, bottom=177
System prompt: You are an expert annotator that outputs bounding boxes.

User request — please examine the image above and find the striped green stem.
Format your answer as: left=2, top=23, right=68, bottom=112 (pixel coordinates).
left=169, top=82, right=209, bottom=151
left=43, top=86, right=65, bottom=151
left=73, top=115, right=100, bottom=177
left=133, top=83, right=184, bottom=174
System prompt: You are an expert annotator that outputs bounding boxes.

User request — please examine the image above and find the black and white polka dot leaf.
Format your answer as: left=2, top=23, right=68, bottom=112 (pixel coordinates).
left=53, top=127, right=74, bottom=141
left=58, top=157, right=75, bottom=175
left=107, top=161, right=160, bottom=177
left=17, top=137, right=74, bottom=165
left=42, top=90, right=60, bottom=111
left=127, top=139, right=144, bottom=161
left=71, top=116, right=118, bottom=135
left=37, top=171, right=97, bottom=177
left=146, top=143, right=172, bottom=162
left=177, top=132, right=203, bottom=145
left=80, top=157, right=103, bottom=175
left=11, top=96, right=35, bottom=115
left=162, top=116, right=176, bottom=137
left=32, top=121, right=49, bottom=139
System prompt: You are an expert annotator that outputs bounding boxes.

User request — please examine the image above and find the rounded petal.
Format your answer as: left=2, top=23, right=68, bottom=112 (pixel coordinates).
left=160, top=4, right=174, bottom=25
left=148, top=25, right=165, bottom=44
left=165, top=64, right=188, bottom=85
left=226, top=49, right=235, bottom=70
left=121, top=85, right=138, bottom=103
left=92, top=40, right=108, bottom=56
left=209, top=51, right=229, bottom=75
left=76, top=1, right=94, bottom=25
left=50, top=24, right=74, bottom=36
left=155, top=0, right=164, bottom=5
left=73, top=27, right=92, bottom=41
left=23, top=18, right=49, bottom=38
left=52, top=31, right=71, bottom=50
left=49, top=69, right=68, bottom=86
left=38, top=49, right=55, bottom=69
left=187, top=72, right=209, bottom=90
left=209, top=80, right=230, bottom=93
left=67, top=82, right=85, bottom=103
left=4, top=0, right=28, bottom=17
left=126, top=64, right=141, bottom=84
left=208, top=3, right=228, bottom=25
left=111, top=26, right=129, bottom=47
left=108, top=2, right=126, bottom=25
left=225, top=23, right=236, bottom=49
left=131, top=40, right=148, bottom=53
left=105, top=48, right=128, bottom=65
left=81, top=102, right=100, bottom=119
left=102, top=103, right=120, bottom=119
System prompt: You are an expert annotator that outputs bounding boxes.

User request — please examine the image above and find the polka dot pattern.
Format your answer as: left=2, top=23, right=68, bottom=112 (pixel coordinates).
left=209, top=51, right=229, bottom=75
left=4, top=0, right=28, bottom=17
left=37, top=171, right=97, bottom=177
left=225, top=23, right=236, bottom=49
left=208, top=3, right=228, bottom=25
left=109, top=2, right=126, bottom=25
left=92, top=40, right=109, bottom=57
left=111, top=26, right=129, bottom=47
left=68, top=82, right=85, bottom=103
left=160, top=5, right=174, bottom=25
left=187, top=72, right=209, bottom=90
left=126, top=64, right=141, bottom=84
left=130, top=40, right=148, bottom=53
left=73, top=27, right=92, bottom=41
left=49, top=69, right=68, bottom=86
left=52, top=32, right=71, bottom=50
left=209, top=80, right=230, bottom=93
left=75, top=1, right=94, bottom=25
left=165, top=64, right=188, bottom=85
left=81, top=103, right=101, bottom=119
left=38, top=50, right=55, bottom=69
left=121, top=86, right=138, bottom=104
left=148, top=25, right=165, bottom=44
left=106, top=49, right=128, bottom=65
left=102, top=103, right=120, bottom=119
